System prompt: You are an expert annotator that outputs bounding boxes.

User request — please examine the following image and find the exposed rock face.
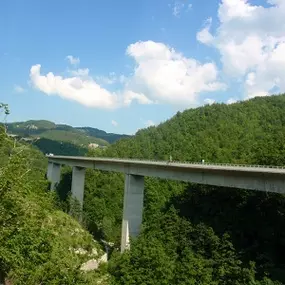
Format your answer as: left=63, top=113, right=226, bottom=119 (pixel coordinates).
left=80, top=259, right=99, bottom=271
left=80, top=253, right=108, bottom=272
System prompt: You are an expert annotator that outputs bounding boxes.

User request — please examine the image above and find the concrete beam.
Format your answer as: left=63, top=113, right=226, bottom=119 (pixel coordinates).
left=121, top=174, right=144, bottom=253
left=47, top=156, right=285, bottom=193
left=48, top=163, right=61, bottom=191
left=71, top=166, right=86, bottom=209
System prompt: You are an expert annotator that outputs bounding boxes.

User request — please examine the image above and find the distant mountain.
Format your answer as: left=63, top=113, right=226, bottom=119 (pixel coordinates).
left=76, top=127, right=130, bottom=144
left=6, top=120, right=130, bottom=145
left=6, top=120, right=130, bottom=155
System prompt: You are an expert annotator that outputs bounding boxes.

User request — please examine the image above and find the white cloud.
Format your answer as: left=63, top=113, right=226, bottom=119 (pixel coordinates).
left=204, top=98, right=215, bottom=105
left=197, top=0, right=285, bottom=99
left=70, top=68, right=89, bottom=77
left=14, top=85, right=25, bottom=93
left=140, top=118, right=156, bottom=127
left=126, top=40, right=226, bottom=107
left=30, top=40, right=226, bottom=109
left=123, top=90, right=153, bottom=106
left=145, top=120, right=155, bottom=127
left=226, top=98, right=237, bottom=104
left=66, top=55, right=80, bottom=65
left=111, top=120, right=118, bottom=127
left=196, top=18, right=214, bottom=45
left=30, top=64, right=119, bottom=109
left=96, top=72, right=118, bottom=85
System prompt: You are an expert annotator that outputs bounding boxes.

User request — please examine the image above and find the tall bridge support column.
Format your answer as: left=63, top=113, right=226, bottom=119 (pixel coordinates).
left=47, top=162, right=53, bottom=180
left=121, top=174, right=144, bottom=253
left=71, top=166, right=86, bottom=210
left=47, top=163, right=61, bottom=191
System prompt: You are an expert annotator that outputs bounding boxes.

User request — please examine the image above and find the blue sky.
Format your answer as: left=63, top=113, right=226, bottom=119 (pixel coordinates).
left=1, top=0, right=284, bottom=134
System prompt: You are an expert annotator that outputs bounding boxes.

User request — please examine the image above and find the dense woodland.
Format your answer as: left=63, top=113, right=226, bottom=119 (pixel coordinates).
left=33, top=138, right=88, bottom=156
left=6, top=120, right=129, bottom=147
left=0, top=121, right=109, bottom=283
left=2, top=94, right=285, bottom=284
left=85, top=94, right=285, bottom=284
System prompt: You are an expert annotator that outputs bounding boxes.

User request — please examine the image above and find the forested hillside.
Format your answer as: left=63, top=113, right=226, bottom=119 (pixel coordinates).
left=3, top=94, right=285, bottom=284
left=33, top=137, right=87, bottom=156
left=0, top=124, right=109, bottom=284
left=5, top=120, right=130, bottom=157
left=6, top=120, right=129, bottom=146
left=103, top=94, right=285, bottom=165
left=72, top=94, right=285, bottom=284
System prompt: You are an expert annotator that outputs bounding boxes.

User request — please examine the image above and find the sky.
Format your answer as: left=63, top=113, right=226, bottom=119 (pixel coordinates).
left=0, top=0, right=285, bottom=135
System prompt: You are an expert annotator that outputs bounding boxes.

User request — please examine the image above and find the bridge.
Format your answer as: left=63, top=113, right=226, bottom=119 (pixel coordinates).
left=46, top=155, right=285, bottom=252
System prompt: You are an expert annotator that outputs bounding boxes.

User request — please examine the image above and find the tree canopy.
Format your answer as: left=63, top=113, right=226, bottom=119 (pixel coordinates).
left=80, top=94, right=285, bottom=284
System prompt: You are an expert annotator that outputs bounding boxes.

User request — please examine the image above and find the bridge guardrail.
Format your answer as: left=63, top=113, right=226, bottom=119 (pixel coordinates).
left=47, top=155, right=285, bottom=170
left=97, top=158, right=285, bottom=169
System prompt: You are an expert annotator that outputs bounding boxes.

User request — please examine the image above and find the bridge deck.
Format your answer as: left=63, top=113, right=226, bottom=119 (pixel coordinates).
left=46, top=155, right=285, bottom=175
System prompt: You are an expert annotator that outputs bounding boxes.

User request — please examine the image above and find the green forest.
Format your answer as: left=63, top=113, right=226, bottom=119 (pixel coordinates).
left=6, top=120, right=130, bottom=147
left=2, top=94, right=285, bottom=284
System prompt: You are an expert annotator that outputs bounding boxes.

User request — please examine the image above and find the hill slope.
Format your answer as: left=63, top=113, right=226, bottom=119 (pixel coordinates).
left=81, top=94, right=285, bottom=284
left=6, top=120, right=130, bottom=146
left=103, top=94, right=285, bottom=165
left=77, top=127, right=130, bottom=144
left=0, top=125, right=109, bottom=284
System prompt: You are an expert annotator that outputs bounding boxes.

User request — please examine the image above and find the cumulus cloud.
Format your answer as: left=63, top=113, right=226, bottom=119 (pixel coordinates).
left=14, top=85, right=25, bottom=93
left=111, top=120, right=118, bottom=127
left=196, top=18, right=214, bottom=45
left=66, top=55, right=80, bottom=65
left=145, top=120, right=155, bottom=127
left=123, top=90, right=153, bottom=106
left=30, top=64, right=119, bottom=109
left=140, top=118, right=156, bottom=128
left=30, top=41, right=225, bottom=109
left=70, top=68, right=90, bottom=77
left=197, top=0, right=285, bottom=99
left=204, top=98, right=215, bottom=105
left=96, top=72, right=118, bottom=85
left=226, top=98, right=237, bottom=104
left=126, top=40, right=226, bottom=107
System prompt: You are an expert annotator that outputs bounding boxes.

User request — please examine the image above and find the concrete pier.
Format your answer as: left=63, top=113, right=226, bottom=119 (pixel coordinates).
left=48, top=163, right=61, bottom=190
left=121, top=174, right=144, bottom=252
left=71, top=166, right=86, bottom=209
left=47, top=162, right=53, bottom=180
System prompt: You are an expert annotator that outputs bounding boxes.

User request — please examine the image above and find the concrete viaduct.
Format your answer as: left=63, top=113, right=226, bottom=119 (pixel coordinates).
left=46, top=155, right=285, bottom=252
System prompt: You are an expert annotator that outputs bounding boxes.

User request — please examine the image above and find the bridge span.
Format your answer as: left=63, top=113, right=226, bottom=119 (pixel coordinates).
left=46, top=155, right=285, bottom=252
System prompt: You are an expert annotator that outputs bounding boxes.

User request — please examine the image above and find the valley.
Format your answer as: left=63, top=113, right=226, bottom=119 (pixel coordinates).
left=2, top=94, right=285, bottom=284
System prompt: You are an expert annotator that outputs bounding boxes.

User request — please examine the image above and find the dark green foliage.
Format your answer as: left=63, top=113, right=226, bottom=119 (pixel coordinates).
left=0, top=122, right=109, bottom=284
left=79, top=94, right=285, bottom=284
left=39, top=129, right=109, bottom=146
left=34, top=137, right=88, bottom=156
left=171, top=185, right=285, bottom=280
left=76, top=127, right=131, bottom=144
left=6, top=119, right=129, bottom=146
left=103, top=94, right=285, bottom=165
left=83, top=170, right=124, bottom=244
left=109, top=207, right=281, bottom=285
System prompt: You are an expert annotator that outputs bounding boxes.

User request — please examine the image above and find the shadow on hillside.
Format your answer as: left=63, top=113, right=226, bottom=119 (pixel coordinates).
left=53, top=170, right=106, bottom=242
left=55, top=171, right=72, bottom=213
left=168, top=184, right=285, bottom=282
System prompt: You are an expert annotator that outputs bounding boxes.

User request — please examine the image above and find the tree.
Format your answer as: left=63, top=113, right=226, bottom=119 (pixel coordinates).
left=0, top=103, right=10, bottom=133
